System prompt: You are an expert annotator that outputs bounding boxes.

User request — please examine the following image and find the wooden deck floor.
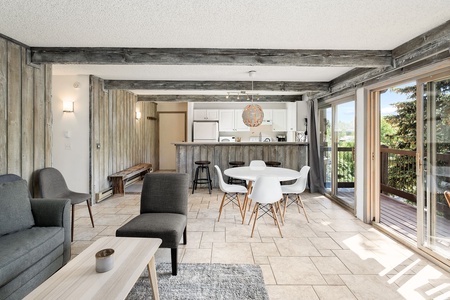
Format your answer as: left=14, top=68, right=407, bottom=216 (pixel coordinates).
left=338, top=190, right=450, bottom=243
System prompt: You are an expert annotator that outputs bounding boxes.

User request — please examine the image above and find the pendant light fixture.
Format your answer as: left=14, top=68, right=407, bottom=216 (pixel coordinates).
left=242, top=70, right=264, bottom=127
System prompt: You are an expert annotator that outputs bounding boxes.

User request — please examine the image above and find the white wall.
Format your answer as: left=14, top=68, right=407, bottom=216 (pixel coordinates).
left=52, top=75, right=90, bottom=192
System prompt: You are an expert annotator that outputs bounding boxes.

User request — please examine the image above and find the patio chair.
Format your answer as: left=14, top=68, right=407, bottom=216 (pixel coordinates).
left=116, top=173, right=188, bottom=275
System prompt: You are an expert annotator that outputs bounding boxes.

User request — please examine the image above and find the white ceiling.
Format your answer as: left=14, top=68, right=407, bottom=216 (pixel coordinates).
left=1, top=0, right=449, bottom=95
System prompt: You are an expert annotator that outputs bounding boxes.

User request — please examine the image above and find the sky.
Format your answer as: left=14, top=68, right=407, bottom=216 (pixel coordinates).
left=380, top=82, right=416, bottom=117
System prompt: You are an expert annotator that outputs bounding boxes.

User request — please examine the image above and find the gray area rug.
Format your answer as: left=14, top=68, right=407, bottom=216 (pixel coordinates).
left=126, top=263, right=269, bottom=300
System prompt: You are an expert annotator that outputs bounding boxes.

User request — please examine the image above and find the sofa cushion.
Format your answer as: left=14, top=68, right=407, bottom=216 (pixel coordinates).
left=0, top=227, right=64, bottom=286
left=0, top=179, right=35, bottom=236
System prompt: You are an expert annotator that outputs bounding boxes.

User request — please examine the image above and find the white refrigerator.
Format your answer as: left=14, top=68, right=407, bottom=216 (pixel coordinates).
left=193, top=121, right=219, bottom=142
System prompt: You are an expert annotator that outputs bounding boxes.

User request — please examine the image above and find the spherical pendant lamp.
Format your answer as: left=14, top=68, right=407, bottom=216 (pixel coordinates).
left=242, top=70, right=264, bottom=127
left=242, top=104, right=264, bottom=127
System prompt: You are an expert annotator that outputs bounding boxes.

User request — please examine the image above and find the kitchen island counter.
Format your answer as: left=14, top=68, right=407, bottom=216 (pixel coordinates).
left=174, top=142, right=307, bottom=146
left=174, top=142, right=308, bottom=188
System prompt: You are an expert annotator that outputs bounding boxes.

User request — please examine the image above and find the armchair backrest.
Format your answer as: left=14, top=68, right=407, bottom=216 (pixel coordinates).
left=140, top=173, right=188, bottom=215
left=38, top=168, right=70, bottom=198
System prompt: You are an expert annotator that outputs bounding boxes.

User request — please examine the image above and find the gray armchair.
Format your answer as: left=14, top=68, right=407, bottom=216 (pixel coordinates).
left=38, top=167, right=94, bottom=242
left=116, top=173, right=188, bottom=275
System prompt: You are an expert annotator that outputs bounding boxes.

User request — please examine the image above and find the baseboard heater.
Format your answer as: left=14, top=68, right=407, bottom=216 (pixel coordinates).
left=96, top=188, right=113, bottom=203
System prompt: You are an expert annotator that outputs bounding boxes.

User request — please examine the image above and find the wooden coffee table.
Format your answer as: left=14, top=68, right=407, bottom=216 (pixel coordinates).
left=24, top=237, right=162, bottom=300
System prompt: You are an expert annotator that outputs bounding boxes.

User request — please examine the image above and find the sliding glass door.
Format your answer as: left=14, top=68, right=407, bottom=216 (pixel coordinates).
left=319, top=99, right=355, bottom=209
left=417, top=74, right=450, bottom=260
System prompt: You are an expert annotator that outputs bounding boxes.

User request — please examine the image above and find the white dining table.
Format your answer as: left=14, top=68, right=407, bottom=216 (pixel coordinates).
left=224, top=166, right=301, bottom=223
left=224, top=166, right=301, bottom=182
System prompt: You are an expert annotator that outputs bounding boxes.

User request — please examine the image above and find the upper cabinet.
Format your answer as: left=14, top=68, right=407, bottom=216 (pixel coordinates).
left=261, top=109, right=272, bottom=125
left=286, top=103, right=297, bottom=131
left=272, top=109, right=287, bottom=131
left=218, top=109, right=249, bottom=132
left=193, top=109, right=219, bottom=121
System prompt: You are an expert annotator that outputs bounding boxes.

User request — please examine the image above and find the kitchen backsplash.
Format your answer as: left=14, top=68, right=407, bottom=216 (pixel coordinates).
left=220, top=125, right=292, bottom=142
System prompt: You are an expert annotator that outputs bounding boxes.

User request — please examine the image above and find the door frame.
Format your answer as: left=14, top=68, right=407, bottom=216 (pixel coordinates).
left=368, top=67, right=450, bottom=267
left=320, top=96, right=356, bottom=211
left=416, top=69, right=450, bottom=262
left=157, top=111, right=187, bottom=171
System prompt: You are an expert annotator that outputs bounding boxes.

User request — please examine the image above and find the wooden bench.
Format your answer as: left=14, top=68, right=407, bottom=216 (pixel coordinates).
left=108, top=163, right=152, bottom=195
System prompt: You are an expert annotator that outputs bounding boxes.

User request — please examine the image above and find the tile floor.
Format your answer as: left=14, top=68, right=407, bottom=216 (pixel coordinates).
left=72, top=186, right=450, bottom=300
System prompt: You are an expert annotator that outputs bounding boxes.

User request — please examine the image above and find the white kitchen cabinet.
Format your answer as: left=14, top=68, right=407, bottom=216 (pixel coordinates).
left=234, top=109, right=249, bottom=131
left=272, top=109, right=287, bottom=131
left=286, top=103, right=297, bottom=131
left=219, top=110, right=235, bottom=131
left=193, top=109, right=219, bottom=121
left=218, top=109, right=249, bottom=132
left=261, top=109, right=272, bottom=125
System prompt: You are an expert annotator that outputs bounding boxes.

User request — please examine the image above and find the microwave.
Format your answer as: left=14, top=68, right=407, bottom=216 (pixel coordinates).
left=219, top=136, right=235, bottom=142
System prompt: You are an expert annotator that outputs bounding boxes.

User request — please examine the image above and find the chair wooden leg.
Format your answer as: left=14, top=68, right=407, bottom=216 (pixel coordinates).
left=297, top=195, right=309, bottom=223
left=296, top=195, right=302, bottom=213
left=276, top=201, right=284, bottom=225
left=71, top=204, right=75, bottom=242
left=86, top=200, right=95, bottom=228
left=250, top=203, right=260, bottom=238
left=241, top=182, right=252, bottom=224
left=248, top=203, right=258, bottom=225
left=217, top=193, right=227, bottom=221
left=183, top=227, right=187, bottom=245
left=171, top=248, right=178, bottom=276
left=270, top=204, right=283, bottom=238
left=236, top=193, right=244, bottom=220
left=283, top=194, right=288, bottom=219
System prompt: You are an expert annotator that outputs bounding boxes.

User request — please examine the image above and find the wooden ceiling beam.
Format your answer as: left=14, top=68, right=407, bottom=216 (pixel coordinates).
left=30, top=47, right=392, bottom=67
left=137, top=95, right=302, bottom=102
left=104, top=80, right=329, bottom=92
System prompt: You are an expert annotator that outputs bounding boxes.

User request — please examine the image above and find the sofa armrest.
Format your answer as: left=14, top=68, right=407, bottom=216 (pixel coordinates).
left=30, top=199, right=71, bottom=264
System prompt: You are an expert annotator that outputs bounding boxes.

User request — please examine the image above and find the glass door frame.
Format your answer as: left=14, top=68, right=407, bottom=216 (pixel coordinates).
left=416, top=69, right=450, bottom=262
left=320, top=96, right=356, bottom=211
left=368, top=67, right=450, bottom=266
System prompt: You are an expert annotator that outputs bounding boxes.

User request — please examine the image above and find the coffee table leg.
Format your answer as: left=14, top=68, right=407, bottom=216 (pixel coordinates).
left=147, top=256, right=159, bottom=300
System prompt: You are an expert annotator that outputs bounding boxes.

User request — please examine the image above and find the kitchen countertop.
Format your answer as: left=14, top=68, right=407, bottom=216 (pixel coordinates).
left=173, top=142, right=308, bottom=145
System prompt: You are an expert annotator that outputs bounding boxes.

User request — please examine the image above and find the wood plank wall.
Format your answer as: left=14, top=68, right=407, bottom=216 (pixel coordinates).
left=0, top=37, right=52, bottom=195
left=90, top=76, right=157, bottom=198
left=176, top=143, right=308, bottom=188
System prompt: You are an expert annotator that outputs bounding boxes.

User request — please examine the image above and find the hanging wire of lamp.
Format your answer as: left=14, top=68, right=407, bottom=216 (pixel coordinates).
left=242, top=71, right=264, bottom=127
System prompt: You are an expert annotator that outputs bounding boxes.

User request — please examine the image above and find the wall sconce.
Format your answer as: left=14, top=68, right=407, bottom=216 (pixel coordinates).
left=63, top=101, right=74, bottom=112
left=135, top=111, right=141, bottom=120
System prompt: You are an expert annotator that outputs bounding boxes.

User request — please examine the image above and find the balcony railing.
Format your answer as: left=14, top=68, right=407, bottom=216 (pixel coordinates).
left=380, top=145, right=417, bottom=204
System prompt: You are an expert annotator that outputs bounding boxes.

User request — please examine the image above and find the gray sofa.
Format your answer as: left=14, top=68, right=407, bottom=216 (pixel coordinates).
left=0, top=174, right=71, bottom=300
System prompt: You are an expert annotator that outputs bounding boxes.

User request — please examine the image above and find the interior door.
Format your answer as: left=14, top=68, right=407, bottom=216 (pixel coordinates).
left=417, top=74, right=450, bottom=260
left=159, top=112, right=186, bottom=171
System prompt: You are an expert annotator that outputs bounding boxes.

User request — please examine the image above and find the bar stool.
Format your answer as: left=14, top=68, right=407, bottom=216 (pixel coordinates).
left=192, top=161, right=212, bottom=194
left=227, top=161, right=247, bottom=187
left=265, top=161, right=281, bottom=167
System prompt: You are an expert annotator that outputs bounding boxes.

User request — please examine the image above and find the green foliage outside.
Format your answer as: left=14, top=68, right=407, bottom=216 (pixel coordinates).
left=381, top=80, right=450, bottom=207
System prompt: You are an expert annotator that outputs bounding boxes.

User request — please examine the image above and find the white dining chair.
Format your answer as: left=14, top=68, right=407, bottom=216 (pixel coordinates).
left=249, top=160, right=266, bottom=168
left=248, top=176, right=283, bottom=238
left=281, top=166, right=310, bottom=222
left=244, top=160, right=267, bottom=212
left=215, top=165, right=248, bottom=222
